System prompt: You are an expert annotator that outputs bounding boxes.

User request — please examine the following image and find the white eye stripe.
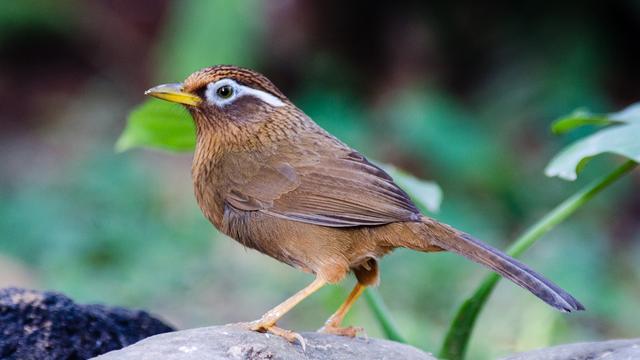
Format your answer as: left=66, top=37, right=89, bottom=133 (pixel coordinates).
left=204, top=79, right=285, bottom=108
left=239, top=85, right=286, bottom=107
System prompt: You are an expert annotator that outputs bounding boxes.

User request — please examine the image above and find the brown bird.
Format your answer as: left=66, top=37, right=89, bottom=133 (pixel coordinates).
left=145, top=65, right=583, bottom=344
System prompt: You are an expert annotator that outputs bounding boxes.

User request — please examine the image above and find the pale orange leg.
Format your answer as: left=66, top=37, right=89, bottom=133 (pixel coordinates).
left=245, top=277, right=326, bottom=348
left=318, top=282, right=366, bottom=337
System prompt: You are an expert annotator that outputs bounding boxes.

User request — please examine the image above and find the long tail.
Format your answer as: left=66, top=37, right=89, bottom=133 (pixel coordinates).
left=416, top=217, right=584, bottom=312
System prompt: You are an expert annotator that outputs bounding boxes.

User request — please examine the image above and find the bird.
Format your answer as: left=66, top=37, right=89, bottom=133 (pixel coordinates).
left=145, top=65, right=584, bottom=345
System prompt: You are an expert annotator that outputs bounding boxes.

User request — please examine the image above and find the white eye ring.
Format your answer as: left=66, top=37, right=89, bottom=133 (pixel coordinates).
left=204, top=78, right=285, bottom=108
left=205, top=79, right=238, bottom=106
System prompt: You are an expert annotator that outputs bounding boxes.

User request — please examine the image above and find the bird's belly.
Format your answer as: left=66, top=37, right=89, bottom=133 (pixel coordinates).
left=221, top=207, right=394, bottom=283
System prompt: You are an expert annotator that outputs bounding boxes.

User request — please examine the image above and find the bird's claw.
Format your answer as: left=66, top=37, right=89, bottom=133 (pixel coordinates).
left=266, top=326, right=306, bottom=351
left=240, top=320, right=307, bottom=351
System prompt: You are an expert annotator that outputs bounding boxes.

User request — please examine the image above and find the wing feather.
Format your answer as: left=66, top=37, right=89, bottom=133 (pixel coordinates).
left=223, top=138, right=421, bottom=227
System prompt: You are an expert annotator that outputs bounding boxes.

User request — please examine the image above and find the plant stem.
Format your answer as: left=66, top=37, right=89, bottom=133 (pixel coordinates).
left=364, top=288, right=408, bottom=343
left=439, top=160, right=637, bottom=360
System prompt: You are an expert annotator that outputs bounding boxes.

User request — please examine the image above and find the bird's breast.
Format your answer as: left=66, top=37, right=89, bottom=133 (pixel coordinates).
left=192, top=143, right=229, bottom=230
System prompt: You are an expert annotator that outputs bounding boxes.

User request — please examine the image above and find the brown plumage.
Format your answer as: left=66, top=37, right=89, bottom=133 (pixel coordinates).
left=146, top=65, right=583, bottom=343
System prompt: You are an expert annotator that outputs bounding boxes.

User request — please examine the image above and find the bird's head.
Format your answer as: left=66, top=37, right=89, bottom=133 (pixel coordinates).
left=145, top=65, right=291, bottom=133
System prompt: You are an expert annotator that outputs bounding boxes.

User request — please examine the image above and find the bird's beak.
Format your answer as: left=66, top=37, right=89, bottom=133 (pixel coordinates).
left=144, top=83, right=202, bottom=106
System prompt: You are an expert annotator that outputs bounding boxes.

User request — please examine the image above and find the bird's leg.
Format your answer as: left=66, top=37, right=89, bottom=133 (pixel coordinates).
left=246, top=277, right=326, bottom=347
left=318, top=282, right=366, bottom=337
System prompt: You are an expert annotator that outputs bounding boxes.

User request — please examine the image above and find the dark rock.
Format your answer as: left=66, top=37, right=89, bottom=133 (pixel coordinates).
left=93, top=324, right=436, bottom=360
left=502, top=338, right=640, bottom=360
left=0, top=287, right=174, bottom=360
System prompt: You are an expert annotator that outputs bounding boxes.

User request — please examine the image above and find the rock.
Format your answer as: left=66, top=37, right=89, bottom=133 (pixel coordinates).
left=93, top=324, right=436, bottom=360
left=0, top=287, right=174, bottom=360
left=502, top=338, right=640, bottom=360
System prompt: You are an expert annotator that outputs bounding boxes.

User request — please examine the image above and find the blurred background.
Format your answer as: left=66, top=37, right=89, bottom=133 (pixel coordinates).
left=1, top=1, right=639, bottom=358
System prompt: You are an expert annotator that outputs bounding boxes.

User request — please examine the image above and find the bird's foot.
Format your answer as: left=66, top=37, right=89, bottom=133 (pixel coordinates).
left=240, top=320, right=306, bottom=350
left=318, top=324, right=365, bottom=338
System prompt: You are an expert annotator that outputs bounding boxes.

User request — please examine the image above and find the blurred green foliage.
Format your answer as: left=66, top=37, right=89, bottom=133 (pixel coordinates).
left=0, top=152, right=213, bottom=304
left=1, top=1, right=639, bottom=359
left=0, top=1, right=72, bottom=41
left=155, top=0, right=263, bottom=79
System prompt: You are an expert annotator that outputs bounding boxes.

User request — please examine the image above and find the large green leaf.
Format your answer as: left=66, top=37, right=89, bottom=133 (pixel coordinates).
left=115, top=100, right=194, bottom=152
left=545, top=103, right=640, bottom=180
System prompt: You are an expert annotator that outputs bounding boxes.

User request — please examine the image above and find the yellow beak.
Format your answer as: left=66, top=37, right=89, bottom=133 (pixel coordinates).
left=144, top=83, right=202, bottom=106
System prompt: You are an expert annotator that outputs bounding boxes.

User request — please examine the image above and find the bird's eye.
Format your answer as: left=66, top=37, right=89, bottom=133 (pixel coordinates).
left=216, top=85, right=234, bottom=99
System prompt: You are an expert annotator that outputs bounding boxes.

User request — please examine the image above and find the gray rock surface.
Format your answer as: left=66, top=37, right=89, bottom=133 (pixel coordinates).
left=93, top=324, right=436, bottom=360
left=502, top=338, right=640, bottom=360
left=91, top=322, right=640, bottom=360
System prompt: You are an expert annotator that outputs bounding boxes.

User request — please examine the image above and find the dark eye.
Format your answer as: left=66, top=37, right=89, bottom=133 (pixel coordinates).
left=216, top=85, right=234, bottom=99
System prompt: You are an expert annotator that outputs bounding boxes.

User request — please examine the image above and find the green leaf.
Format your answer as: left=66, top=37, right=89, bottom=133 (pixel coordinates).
left=115, top=99, right=195, bottom=153
left=550, top=109, right=612, bottom=134
left=382, top=165, right=443, bottom=213
left=545, top=102, right=640, bottom=181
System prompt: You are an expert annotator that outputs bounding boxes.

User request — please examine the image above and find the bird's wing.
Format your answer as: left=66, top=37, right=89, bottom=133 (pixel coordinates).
left=223, top=139, right=421, bottom=227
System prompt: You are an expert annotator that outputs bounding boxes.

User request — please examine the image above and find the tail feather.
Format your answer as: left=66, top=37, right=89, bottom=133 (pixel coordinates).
left=419, top=218, right=584, bottom=312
